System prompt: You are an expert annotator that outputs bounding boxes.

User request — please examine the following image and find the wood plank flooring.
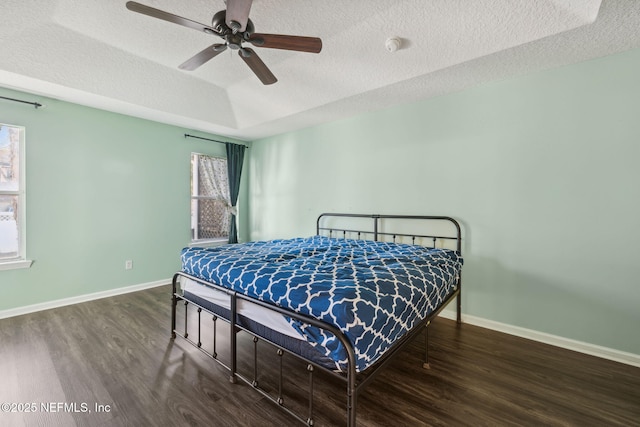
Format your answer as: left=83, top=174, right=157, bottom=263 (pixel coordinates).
left=1, top=285, right=638, bottom=426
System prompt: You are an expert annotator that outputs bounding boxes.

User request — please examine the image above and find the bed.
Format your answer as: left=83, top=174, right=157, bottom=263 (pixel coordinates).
left=171, top=213, right=463, bottom=426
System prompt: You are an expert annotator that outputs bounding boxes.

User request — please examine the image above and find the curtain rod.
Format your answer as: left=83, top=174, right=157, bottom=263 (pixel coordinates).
left=0, top=95, right=43, bottom=109
left=184, top=133, right=249, bottom=148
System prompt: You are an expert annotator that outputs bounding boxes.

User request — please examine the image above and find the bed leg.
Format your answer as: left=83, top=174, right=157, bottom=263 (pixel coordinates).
left=347, top=370, right=357, bottom=427
left=456, top=280, right=462, bottom=325
left=347, top=388, right=356, bottom=426
left=170, top=295, right=177, bottom=339
left=171, top=275, right=178, bottom=339
left=229, top=292, right=237, bottom=384
left=423, top=323, right=431, bottom=370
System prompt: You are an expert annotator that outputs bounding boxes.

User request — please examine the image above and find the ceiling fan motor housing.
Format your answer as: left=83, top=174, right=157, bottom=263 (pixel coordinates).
left=212, top=10, right=254, bottom=37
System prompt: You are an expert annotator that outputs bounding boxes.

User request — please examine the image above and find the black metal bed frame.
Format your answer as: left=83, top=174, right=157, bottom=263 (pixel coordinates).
left=171, top=213, right=463, bottom=426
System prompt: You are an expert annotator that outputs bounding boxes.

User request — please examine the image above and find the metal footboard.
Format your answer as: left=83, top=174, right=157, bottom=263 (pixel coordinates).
left=172, top=272, right=358, bottom=426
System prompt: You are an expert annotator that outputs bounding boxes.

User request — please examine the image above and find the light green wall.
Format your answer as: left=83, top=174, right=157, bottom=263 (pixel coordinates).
left=249, top=48, right=640, bottom=355
left=0, top=87, right=249, bottom=311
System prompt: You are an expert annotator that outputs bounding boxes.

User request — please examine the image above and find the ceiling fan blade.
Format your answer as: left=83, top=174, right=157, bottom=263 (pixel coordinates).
left=126, top=1, right=217, bottom=35
left=225, top=0, right=253, bottom=33
left=179, top=44, right=228, bottom=71
left=247, top=33, right=322, bottom=53
left=239, top=48, right=277, bottom=85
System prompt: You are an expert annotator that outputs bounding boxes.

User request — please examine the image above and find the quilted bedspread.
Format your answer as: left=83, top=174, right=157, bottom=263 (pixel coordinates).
left=181, top=236, right=463, bottom=372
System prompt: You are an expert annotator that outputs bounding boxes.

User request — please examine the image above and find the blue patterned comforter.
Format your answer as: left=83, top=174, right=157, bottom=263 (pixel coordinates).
left=181, top=236, right=463, bottom=372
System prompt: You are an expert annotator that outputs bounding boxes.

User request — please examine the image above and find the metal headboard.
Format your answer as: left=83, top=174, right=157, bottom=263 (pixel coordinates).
left=316, top=213, right=462, bottom=253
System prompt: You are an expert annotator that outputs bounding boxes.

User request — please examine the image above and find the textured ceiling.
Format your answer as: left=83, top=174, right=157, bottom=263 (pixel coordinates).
left=1, top=0, right=639, bottom=141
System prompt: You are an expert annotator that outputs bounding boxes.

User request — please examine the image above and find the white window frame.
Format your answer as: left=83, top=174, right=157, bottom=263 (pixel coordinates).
left=190, top=153, right=230, bottom=245
left=0, top=123, right=32, bottom=270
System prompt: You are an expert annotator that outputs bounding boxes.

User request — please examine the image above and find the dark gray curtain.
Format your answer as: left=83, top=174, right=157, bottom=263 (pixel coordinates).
left=225, top=143, right=246, bottom=243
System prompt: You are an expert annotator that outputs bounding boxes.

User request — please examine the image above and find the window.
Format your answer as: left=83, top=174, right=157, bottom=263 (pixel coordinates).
left=191, top=153, right=230, bottom=243
left=0, top=123, right=29, bottom=269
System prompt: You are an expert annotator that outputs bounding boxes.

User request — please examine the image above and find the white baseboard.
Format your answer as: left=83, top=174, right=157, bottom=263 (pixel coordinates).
left=439, top=309, right=640, bottom=368
left=0, top=279, right=170, bottom=320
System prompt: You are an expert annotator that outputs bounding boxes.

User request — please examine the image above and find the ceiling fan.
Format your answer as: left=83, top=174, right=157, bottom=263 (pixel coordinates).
left=125, top=0, right=322, bottom=85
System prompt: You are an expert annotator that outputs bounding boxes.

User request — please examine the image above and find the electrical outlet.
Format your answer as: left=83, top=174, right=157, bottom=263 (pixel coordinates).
left=125, top=260, right=133, bottom=270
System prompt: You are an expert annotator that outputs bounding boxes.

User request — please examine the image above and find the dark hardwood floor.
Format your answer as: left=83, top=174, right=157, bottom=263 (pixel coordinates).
left=1, top=285, right=638, bottom=426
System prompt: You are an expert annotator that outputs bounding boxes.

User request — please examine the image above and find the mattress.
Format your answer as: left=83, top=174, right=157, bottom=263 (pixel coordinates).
left=180, top=276, right=303, bottom=339
left=181, top=236, right=463, bottom=372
